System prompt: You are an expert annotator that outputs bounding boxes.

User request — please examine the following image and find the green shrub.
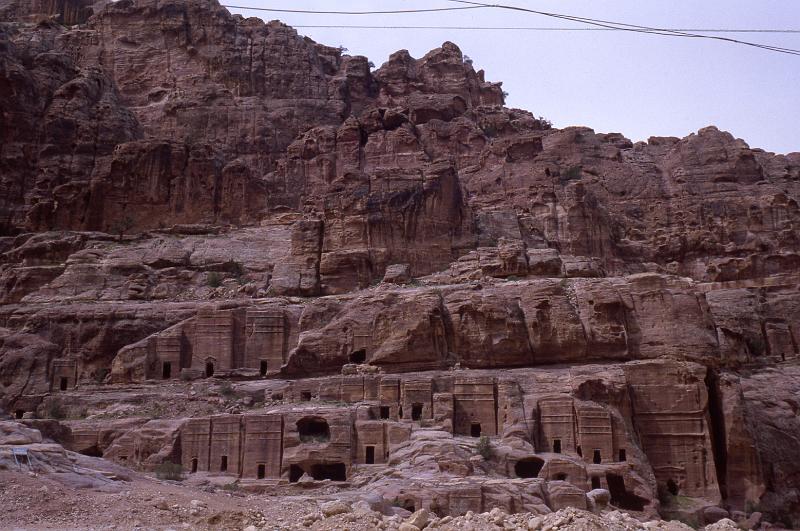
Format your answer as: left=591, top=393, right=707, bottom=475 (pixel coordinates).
left=44, top=397, right=66, bottom=419
left=219, top=380, right=236, bottom=398
left=476, top=435, right=493, bottom=460
left=155, top=462, right=184, bottom=481
left=207, top=271, right=223, bottom=288
left=93, top=368, right=110, bottom=384
left=560, top=166, right=582, bottom=183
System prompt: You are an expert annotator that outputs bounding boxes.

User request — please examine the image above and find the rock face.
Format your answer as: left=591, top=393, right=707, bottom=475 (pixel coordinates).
left=1, top=0, right=799, bottom=527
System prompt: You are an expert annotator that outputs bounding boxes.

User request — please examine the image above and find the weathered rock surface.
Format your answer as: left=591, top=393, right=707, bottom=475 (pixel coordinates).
left=1, top=0, right=799, bottom=527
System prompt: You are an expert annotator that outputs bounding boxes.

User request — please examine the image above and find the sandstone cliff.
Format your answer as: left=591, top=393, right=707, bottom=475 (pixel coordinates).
left=1, top=0, right=799, bottom=527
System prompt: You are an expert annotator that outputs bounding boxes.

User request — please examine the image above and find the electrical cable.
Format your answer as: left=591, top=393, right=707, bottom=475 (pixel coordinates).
left=443, top=0, right=800, bottom=56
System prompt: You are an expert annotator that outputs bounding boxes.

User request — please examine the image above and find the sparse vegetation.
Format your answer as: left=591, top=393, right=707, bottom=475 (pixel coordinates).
left=93, top=368, right=110, bottom=384
left=221, top=480, right=240, bottom=491
left=219, top=380, right=236, bottom=398
left=44, top=397, right=66, bottom=419
left=560, top=166, right=582, bottom=184
left=207, top=271, right=223, bottom=288
left=476, top=435, right=493, bottom=460
left=154, top=462, right=184, bottom=481
left=108, top=215, right=135, bottom=242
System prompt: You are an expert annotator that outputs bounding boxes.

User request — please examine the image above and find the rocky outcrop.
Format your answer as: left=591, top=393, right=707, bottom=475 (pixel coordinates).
left=1, top=0, right=799, bottom=527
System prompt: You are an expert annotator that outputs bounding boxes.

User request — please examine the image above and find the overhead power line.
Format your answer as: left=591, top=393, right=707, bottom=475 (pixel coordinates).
left=220, top=4, right=487, bottom=15
left=286, top=25, right=800, bottom=34
left=444, top=0, right=800, bottom=56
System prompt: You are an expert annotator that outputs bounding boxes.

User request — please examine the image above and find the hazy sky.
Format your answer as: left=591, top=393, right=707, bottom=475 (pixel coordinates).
left=226, top=1, right=800, bottom=154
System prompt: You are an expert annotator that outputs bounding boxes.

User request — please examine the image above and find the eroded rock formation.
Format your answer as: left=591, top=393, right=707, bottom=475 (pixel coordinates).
left=1, top=0, right=799, bottom=526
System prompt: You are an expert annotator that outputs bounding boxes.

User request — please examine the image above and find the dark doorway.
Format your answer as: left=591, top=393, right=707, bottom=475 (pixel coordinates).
left=591, top=476, right=601, bottom=489
left=205, top=362, right=214, bottom=377
left=220, top=455, right=228, bottom=472
left=411, top=403, right=423, bottom=421
left=593, top=449, right=602, bottom=464
left=162, top=361, right=172, bottom=379
left=297, top=417, right=330, bottom=442
left=606, top=473, right=647, bottom=511
left=60, top=377, right=68, bottom=391
left=365, top=446, right=375, bottom=464
left=666, top=478, right=679, bottom=495
left=80, top=445, right=103, bottom=457
left=553, top=439, right=562, bottom=453
left=577, top=445, right=582, bottom=457
left=618, top=449, right=626, bottom=462
left=555, top=473, right=567, bottom=481
left=257, top=464, right=266, bottom=479
left=300, top=391, right=312, bottom=401
left=310, top=462, right=346, bottom=481
left=514, top=457, right=544, bottom=478
left=398, top=406, right=403, bottom=419
left=349, top=349, right=366, bottom=364
left=470, top=423, right=482, bottom=437
left=289, top=464, right=304, bottom=482
left=191, top=457, right=198, bottom=473
left=260, top=360, right=268, bottom=376
left=14, top=410, right=24, bottom=419
left=380, top=406, right=390, bottom=419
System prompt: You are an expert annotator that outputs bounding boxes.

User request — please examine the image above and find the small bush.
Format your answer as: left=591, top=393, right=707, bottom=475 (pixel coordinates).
left=155, top=462, right=184, bottom=481
left=207, top=271, right=223, bottom=288
left=219, top=380, right=236, bottom=398
left=560, top=166, right=582, bottom=183
left=221, top=480, right=240, bottom=491
left=93, top=368, right=110, bottom=384
left=44, top=397, right=66, bottom=419
left=476, top=435, right=493, bottom=460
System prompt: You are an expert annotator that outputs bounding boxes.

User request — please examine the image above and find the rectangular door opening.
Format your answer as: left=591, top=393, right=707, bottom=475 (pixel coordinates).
left=553, top=439, right=561, bottom=453
left=470, top=423, right=482, bottom=437
left=593, top=449, right=602, bottom=464
left=162, top=361, right=171, bottom=379
left=59, top=377, right=68, bottom=391
left=411, top=403, right=423, bottom=421
left=220, top=455, right=228, bottom=472
left=259, top=360, right=268, bottom=376
left=191, top=457, right=198, bottom=473
left=380, top=406, right=390, bottom=419
left=257, top=463, right=266, bottom=479
left=618, top=449, right=626, bottom=461
left=365, top=446, right=375, bottom=464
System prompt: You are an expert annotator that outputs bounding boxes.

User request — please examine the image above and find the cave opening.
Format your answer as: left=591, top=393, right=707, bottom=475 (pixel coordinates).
left=606, top=473, right=647, bottom=511
left=310, top=462, right=346, bottom=481
left=349, top=349, right=366, bottom=364
left=514, top=457, right=544, bottom=478
left=289, top=464, right=304, bottom=482
left=14, top=410, right=24, bottom=419
left=81, top=445, right=103, bottom=457
left=297, top=417, right=330, bottom=442
left=470, top=423, right=482, bottom=437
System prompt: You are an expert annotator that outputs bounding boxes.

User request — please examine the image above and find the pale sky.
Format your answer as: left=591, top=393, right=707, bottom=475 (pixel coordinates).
left=226, top=1, right=800, bottom=155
